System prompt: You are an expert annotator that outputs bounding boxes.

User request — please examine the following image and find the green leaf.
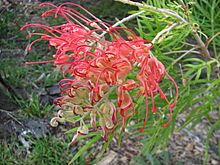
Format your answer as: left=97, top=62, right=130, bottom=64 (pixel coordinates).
left=195, top=68, right=202, bottom=80
left=96, top=133, right=115, bottom=161
left=69, top=135, right=101, bottom=164
left=117, top=129, right=124, bottom=147
left=206, top=79, right=220, bottom=91
left=183, top=58, right=205, bottom=63
left=206, top=64, right=211, bottom=80
left=77, top=132, right=101, bottom=141
left=184, top=67, right=197, bottom=78
left=65, top=123, right=96, bottom=134
left=184, top=64, right=197, bottom=68
left=137, top=18, right=144, bottom=38
left=141, top=126, right=161, bottom=154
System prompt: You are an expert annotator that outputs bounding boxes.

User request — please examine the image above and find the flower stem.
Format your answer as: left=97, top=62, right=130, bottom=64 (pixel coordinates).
left=95, top=85, right=117, bottom=108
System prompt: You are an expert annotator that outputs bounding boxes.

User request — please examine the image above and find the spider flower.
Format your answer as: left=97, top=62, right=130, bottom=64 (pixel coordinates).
left=21, top=2, right=178, bottom=143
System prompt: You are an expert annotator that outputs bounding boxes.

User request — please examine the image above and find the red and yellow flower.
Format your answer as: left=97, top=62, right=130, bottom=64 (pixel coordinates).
left=21, top=2, right=178, bottom=144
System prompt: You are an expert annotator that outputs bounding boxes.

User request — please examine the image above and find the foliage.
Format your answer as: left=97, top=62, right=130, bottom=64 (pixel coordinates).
left=0, top=10, right=26, bottom=48
left=0, top=136, right=81, bottom=165
left=0, top=59, right=27, bottom=87
left=126, top=0, right=220, bottom=163
left=17, top=94, right=54, bottom=118
left=0, top=11, right=16, bottom=39
left=191, top=0, right=220, bottom=55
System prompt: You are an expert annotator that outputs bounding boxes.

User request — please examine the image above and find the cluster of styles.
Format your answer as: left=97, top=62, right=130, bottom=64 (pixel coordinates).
left=21, top=2, right=178, bottom=144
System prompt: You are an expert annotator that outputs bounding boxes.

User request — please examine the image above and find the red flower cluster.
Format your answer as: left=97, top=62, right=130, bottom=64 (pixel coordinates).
left=21, top=2, right=178, bottom=143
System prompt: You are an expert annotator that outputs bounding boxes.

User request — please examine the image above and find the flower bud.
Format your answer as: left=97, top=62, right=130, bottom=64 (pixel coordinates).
left=99, top=117, right=105, bottom=137
left=104, top=116, right=114, bottom=129
left=100, top=103, right=110, bottom=114
left=50, top=117, right=65, bottom=127
left=76, top=88, right=88, bottom=98
left=71, top=133, right=79, bottom=145
left=74, top=105, right=84, bottom=115
left=78, top=125, right=88, bottom=135
left=90, top=111, right=97, bottom=129
left=57, top=110, right=64, bottom=117
left=50, top=117, right=59, bottom=127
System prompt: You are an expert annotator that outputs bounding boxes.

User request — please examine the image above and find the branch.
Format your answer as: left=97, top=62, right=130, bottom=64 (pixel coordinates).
left=193, top=32, right=211, bottom=59
left=171, top=47, right=197, bottom=66
left=115, top=0, right=187, bottom=23
left=152, top=23, right=178, bottom=44
left=164, top=50, right=200, bottom=55
left=112, top=10, right=145, bottom=28
left=206, top=31, right=220, bottom=47
left=0, top=109, right=24, bottom=127
left=100, top=10, right=145, bottom=37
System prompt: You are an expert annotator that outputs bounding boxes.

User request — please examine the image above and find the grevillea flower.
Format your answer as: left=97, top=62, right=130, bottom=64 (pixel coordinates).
left=21, top=2, right=178, bottom=144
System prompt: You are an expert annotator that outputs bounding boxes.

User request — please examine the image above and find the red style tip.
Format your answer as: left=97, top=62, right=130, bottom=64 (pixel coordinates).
left=20, top=27, right=25, bottom=31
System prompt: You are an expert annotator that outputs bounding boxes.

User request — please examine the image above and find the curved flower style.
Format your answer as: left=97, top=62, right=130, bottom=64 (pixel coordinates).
left=21, top=2, right=178, bottom=144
